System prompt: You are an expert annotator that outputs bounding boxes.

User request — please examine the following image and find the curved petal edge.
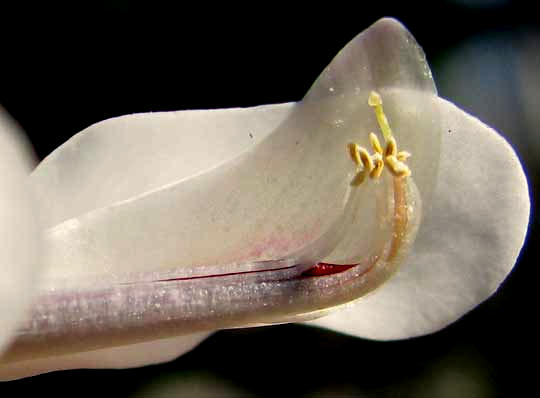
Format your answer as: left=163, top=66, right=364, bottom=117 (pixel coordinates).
left=306, top=97, right=530, bottom=340
left=0, top=332, right=211, bottom=381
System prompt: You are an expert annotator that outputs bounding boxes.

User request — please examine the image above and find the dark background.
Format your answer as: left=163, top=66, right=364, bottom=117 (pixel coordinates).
left=1, top=1, right=537, bottom=396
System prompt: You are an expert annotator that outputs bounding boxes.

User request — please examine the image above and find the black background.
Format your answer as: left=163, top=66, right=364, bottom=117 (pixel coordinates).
left=1, top=1, right=537, bottom=396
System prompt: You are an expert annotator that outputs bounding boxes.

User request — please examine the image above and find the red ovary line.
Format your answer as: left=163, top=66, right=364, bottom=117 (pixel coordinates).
left=154, top=262, right=358, bottom=282
left=300, top=262, right=357, bottom=277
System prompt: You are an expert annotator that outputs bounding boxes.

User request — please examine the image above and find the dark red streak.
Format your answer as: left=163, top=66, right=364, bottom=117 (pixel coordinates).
left=154, top=265, right=295, bottom=282
left=300, top=262, right=357, bottom=277
left=153, top=262, right=358, bottom=282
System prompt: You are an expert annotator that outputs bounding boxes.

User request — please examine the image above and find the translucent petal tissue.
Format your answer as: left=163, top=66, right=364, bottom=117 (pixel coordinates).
left=309, top=97, right=530, bottom=340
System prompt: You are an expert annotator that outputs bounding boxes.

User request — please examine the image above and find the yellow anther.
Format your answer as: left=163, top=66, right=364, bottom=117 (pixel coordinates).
left=368, top=91, right=393, bottom=142
left=349, top=143, right=374, bottom=186
left=385, top=136, right=397, bottom=158
left=348, top=143, right=362, bottom=166
left=359, top=148, right=374, bottom=172
left=370, top=153, right=384, bottom=179
left=369, top=133, right=383, bottom=154
left=348, top=91, right=412, bottom=186
left=349, top=144, right=373, bottom=171
left=386, top=155, right=411, bottom=178
left=351, top=170, right=367, bottom=186
left=397, top=151, right=411, bottom=162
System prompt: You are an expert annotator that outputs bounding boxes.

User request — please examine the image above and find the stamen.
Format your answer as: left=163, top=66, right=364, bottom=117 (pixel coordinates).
left=397, top=151, right=411, bottom=162
left=386, top=155, right=411, bottom=178
left=370, top=153, right=384, bottom=179
left=385, top=136, right=397, bottom=157
left=359, top=148, right=374, bottom=172
left=349, top=143, right=374, bottom=186
left=348, top=143, right=362, bottom=166
left=348, top=91, right=412, bottom=186
left=351, top=170, right=368, bottom=186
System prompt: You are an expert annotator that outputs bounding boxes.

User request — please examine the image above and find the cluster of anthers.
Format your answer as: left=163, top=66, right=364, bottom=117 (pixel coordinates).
left=348, top=91, right=411, bottom=186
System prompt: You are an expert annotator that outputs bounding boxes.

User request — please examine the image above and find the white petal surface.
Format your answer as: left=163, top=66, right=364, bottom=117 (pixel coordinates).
left=32, top=104, right=294, bottom=228
left=307, top=97, right=530, bottom=340
left=0, top=332, right=210, bottom=381
left=32, top=18, right=436, bottom=233
left=0, top=108, right=40, bottom=354
left=33, top=18, right=439, bottom=287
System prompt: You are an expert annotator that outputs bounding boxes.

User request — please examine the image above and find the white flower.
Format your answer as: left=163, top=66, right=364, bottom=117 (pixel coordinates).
left=0, top=108, right=40, bottom=358
left=0, top=18, right=529, bottom=380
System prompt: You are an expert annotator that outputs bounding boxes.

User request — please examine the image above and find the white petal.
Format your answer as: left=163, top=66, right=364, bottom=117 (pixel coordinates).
left=32, top=103, right=294, bottom=228
left=34, top=18, right=438, bottom=287
left=0, top=332, right=210, bottom=381
left=307, top=97, right=530, bottom=340
left=31, top=17, right=436, bottom=232
left=0, top=108, right=40, bottom=354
